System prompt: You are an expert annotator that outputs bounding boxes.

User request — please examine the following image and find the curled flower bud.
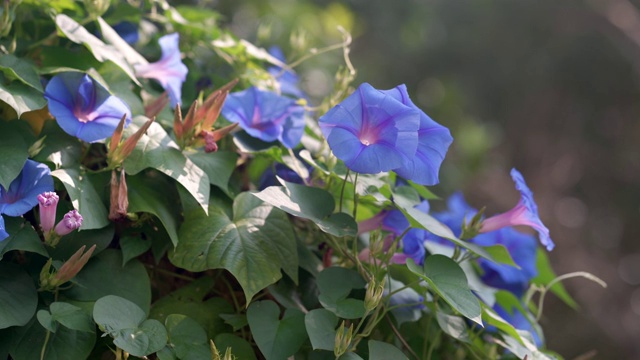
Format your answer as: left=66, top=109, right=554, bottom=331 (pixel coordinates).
left=54, top=210, right=83, bottom=237
left=37, top=192, right=59, bottom=232
left=202, top=130, right=218, bottom=153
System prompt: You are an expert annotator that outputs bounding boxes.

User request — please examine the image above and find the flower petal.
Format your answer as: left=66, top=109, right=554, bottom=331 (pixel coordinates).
left=0, top=160, right=53, bottom=216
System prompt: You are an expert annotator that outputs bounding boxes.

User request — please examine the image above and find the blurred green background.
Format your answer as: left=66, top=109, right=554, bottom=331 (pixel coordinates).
left=195, top=0, right=639, bottom=358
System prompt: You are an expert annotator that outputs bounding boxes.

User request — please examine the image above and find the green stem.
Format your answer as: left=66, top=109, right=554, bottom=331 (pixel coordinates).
left=40, top=330, right=51, bottom=360
left=352, top=173, right=359, bottom=219
left=338, top=169, right=350, bottom=213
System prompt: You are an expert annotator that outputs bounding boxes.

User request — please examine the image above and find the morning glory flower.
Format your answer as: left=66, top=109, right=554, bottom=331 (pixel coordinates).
left=222, top=86, right=305, bottom=148
left=426, top=192, right=478, bottom=246
left=319, top=83, right=420, bottom=174
left=380, top=84, right=453, bottom=185
left=0, top=216, right=8, bottom=242
left=134, top=33, right=188, bottom=107
left=391, top=228, right=427, bottom=265
left=268, top=46, right=305, bottom=99
left=112, top=21, right=139, bottom=45
left=37, top=191, right=59, bottom=233
left=384, top=278, right=424, bottom=325
left=472, top=227, right=538, bottom=297
left=0, top=160, right=53, bottom=217
left=480, top=168, right=554, bottom=251
left=54, top=210, right=83, bottom=236
left=44, top=72, right=132, bottom=143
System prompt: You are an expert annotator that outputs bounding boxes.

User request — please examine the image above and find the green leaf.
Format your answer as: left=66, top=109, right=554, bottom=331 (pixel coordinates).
left=435, top=311, right=470, bottom=343
left=120, top=236, right=151, bottom=265
left=94, top=295, right=167, bottom=357
left=253, top=179, right=358, bottom=237
left=149, top=277, right=233, bottom=339
left=532, top=248, right=577, bottom=309
left=0, top=263, right=37, bottom=329
left=10, top=317, right=96, bottom=360
left=170, top=192, right=298, bottom=303
left=127, top=171, right=180, bottom=246
left=46, top=224, right=114, bottom=261
left=233, top=130, right=279, bottom=152
left=219, top=313, right=247, bottom=332
left=52, top=167, right=109, bottom=230
left=37, top=310, right=58, bottom=333
left=247, top=300, right=307, bottom=360
left=124, top=116, right=210, bottom=214
left=96, top=17, right=148, bottom=67
left=0, top=216, right=48, bottom=260
left=305, top=309, right=338, bottom=351
left=368, top=340, right=409, bottom=360
left=481, top=305, right=527, bottom=346
left=316, top=267, right=366, bottom=319
left=63, top=249, right=151, bottom=314
left=483, top=245, right=518, bottom=268
left=164, top=314, right=211, bottom=360
left=406, top=256, right=482, bottom=326
left=33, top=120, right=82, bottom=168
left=49, top=302, right=95, bottom=333
left=0, top=74, right=47, bottom=117
left=214, top=333, right=257, bottom=360
left=55, top=14, right=140, bottom=84
left=339, top=352, right=364, bottom=360
left=187, top=150, right=238, bottom=192
left=0, top=54, right=43, bottom=91
left=0, top=122, right=28, bottom=189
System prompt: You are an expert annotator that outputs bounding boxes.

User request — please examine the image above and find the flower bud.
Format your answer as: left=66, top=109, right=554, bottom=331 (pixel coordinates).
left=83, top=0, right=109, bottom=19
left=37, top=192, right=59, bottom=233
left=109, top=170, right=129, bottom=221
left=202, top=130, right=218, bottom=153
left=334, top=321, right=353, bottom=358
left=54, top=210, right=83, bottom=237
left=365, top=279, right=385, bottom=312
left=40, top=245, right=96, bottom=291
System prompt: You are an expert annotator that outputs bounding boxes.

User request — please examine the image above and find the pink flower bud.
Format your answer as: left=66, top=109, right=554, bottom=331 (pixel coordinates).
left=202, top=130, right=218, bottom=153
left=54, top=210, right=83, bottom=236
left=37, top=192, right=59, bottom=232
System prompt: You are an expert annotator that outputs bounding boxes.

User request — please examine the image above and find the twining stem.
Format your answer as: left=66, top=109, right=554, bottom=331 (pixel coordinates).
left=352, top=173, right=359, bottom=219
left=531, top=271, right=606, bottom=321
left=385, top=315, right=421, bottom=360
left=338, top=169, right=351, bottom=213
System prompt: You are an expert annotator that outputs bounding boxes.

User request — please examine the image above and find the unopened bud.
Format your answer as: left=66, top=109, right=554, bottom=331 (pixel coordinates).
left=201, top=130, right=218, bottom=153
left=365, top=279, right=385, bottom=312
left=83, top=0, right=109, bottom=19
left=38, top=192, right=59, bottom=232
left=109, top=170, right=129, bottom=221
left=460, top=207, right=486, bottom=240
left=39, top=245, right=95, bottom=291
left=54, top=210, right=83, bottom=237
left=145, top=92, right=169, bottom=119
left=334, top=321, right=353, bottom=357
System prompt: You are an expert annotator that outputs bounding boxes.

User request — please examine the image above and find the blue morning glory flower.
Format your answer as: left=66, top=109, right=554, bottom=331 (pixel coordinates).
left=380, top=84, right=453, bottom=185
left=392, top=228, right=427, bottom=265
left=134, top=33, right=188, bottom=107
left=268, top=46, right=305, bottom=99
left=258, top=160, right=313, bottom=190
left=222, top=86, right=306, bottom=148
left=385, top=278, right=424, bottom=325
left=44, top=72, right=132, bottom=143
left=0, top=216, right=8, bottom=242
left=473, top=227, right=538, bottom=297
left=480, top=168, right=554, bottom=251
left=112, top=21, right=139, bottom=45
left=319, top=83, right=421, bottom=174
left=0, top=160, right=53, bottom=217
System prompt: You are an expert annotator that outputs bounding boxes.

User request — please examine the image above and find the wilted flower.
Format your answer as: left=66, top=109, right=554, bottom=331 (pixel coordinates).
left=44, top=72, right=132, bottom=143
left=480, top=168, right=554, bottom=251
left=319, top=83, right=420, bottom=174
left=54, top=210, right=83, bottom=237
left=37, top=191, right=59, bottom=233
left=134, top=33, right=188, bottom=107
left=222, top=86, right=305, bottom=148
left=267, top=46, right=305, bottom=99
left=473, top=227, right=538, bottom=297
left=380, top=84, right=453, bottom=185
left=0, top=160, right=53, bottom=216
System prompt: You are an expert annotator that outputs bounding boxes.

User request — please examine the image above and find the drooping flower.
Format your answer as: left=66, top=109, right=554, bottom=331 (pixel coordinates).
left=267, top=46, right=305, bottom=99
left=54, top=210, right=83, bottom=236
left=134, top=33, right=188, bottom=107
left=222, top=86, right=305, bottom=148
left=37, top=192, right=59, bottom=233
left=319, top=83, right=420, bottom=174
left=44, top=72, right=132, bottom=143
left=381, top=84, right=453, bottom=185
left=480, top=168, right=554, bottom=251
left=0, top=216, right=8, bottom=242
left=0, top=160, right=53, bottom=216
left=472, top=227, right=538, bottom=297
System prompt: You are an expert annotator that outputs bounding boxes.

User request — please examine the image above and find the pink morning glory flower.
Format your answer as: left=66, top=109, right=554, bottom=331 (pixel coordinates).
left=37, top=191, right=59, bottom=233
left=54, top=210, right=83, bottom=236
left=0, top=160, right=53, bottom=217
left=480, top=168, right=555, bottom=251
left=44, top=72, right=132, bottom=143
left=222, top=86, right=305, bottom=148
left=134, top=33, right=188, bottom=107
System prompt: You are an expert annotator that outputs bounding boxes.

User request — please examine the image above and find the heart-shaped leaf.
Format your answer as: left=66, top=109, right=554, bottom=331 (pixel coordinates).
left=316, top=267, right=366, bottom=319
left=247, top=300, right=306, bottom=360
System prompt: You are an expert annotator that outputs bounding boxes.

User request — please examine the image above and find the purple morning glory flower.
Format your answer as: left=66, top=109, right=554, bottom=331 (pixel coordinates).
left=319, top=83, right=420, bottom=174
left=0, top=160, right=54, bottom=217
left=38, top=191, right=59, bottom=233
left=391, top=228, right=427, bottom=265
left=480, top=168, right=554, bottom=251
left=112, top=21, right=139, bottom=45
left=267, top=46, right=305, bottom=99
left=222, top=86, right=305, bottom=148
left=0, top=216, right=8, bottom=242
left=134, top=33, right=188, bottom=107
left=44, top=72, right=132, bottom=143
left=380, top=84, right=453, bottom=185
left=472, top=227, right=538, bottom=297
left=427, top=192, right=478, bottom=246
left=54, top=210, right=83, bottom=236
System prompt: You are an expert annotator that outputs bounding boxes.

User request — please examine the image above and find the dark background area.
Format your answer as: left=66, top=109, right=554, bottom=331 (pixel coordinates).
left=206, top=0, right=640, bottom=358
